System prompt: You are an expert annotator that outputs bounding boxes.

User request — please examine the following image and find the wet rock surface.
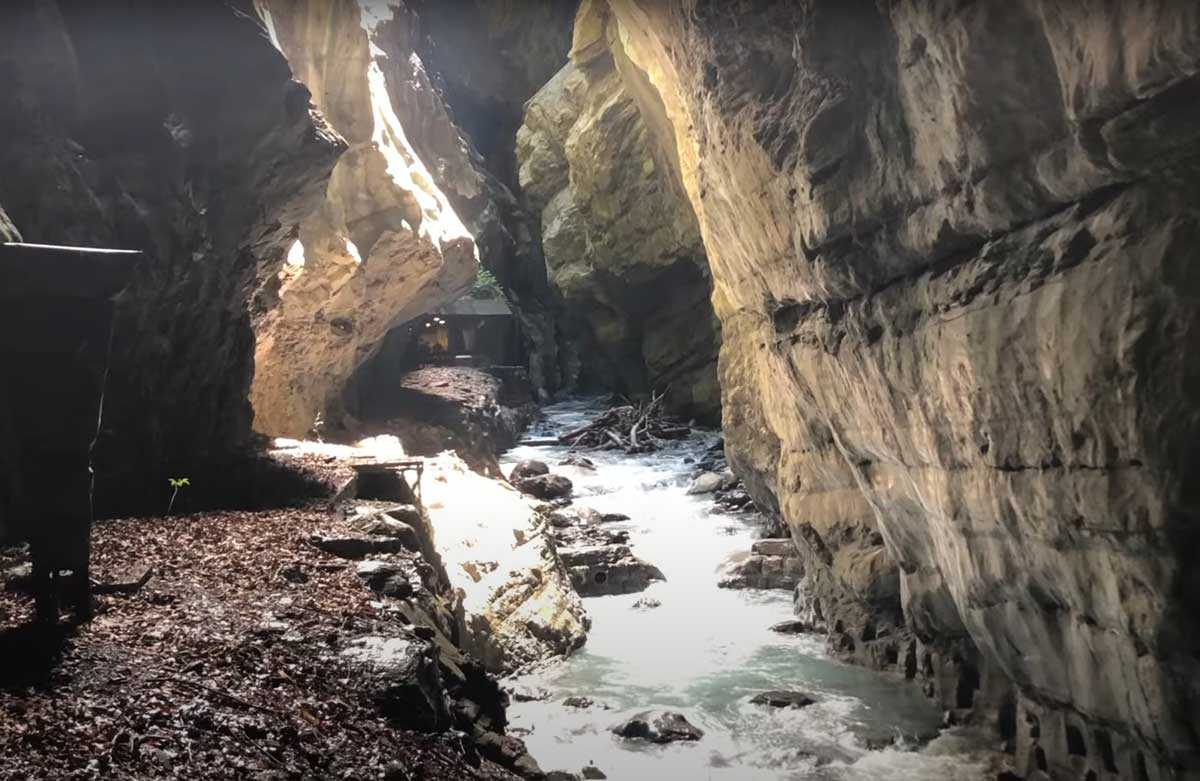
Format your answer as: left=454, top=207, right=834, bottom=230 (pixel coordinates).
left=342, top=635, right=451, bottom=732
left=510, top=460, right=550, bottom=482
left=749, top=691, right=817, bottom=710
left=419, top=454, right=589, bottom=673
left=559, top=544, right=665, bottom=597
left=612, top=711, right=704, bottom=744
left=514, top=474, right=574, bottom=501
left=355, top=560, right=416, bottom=599
left=580, top=1, right=1200, bottom=776
left=718, top=550, right=803, bottom=592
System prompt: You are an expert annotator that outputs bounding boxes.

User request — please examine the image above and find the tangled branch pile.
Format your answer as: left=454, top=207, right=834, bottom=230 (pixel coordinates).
left=559, top=393, right=690, bottom=453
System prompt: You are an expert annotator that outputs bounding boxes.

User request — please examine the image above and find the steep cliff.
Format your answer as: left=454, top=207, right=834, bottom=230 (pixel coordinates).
left=516, top=12, right=721, bottom=421
left=250, top=0, right=477, bottom=438
left=586, top=1, right=1200, bottom=778
left=0, top=0, right=343, bottom=512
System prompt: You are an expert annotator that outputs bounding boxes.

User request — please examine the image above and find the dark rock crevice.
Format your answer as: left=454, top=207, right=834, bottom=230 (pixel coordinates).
left=0, top=0, right=343, bottom=515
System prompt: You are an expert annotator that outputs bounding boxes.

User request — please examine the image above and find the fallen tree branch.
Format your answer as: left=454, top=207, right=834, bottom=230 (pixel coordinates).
left=553, top=392, right=689, bottom=453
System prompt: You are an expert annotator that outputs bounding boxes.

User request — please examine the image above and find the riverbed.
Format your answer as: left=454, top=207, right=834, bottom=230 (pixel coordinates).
left=501, top=398, right=999, bottom=780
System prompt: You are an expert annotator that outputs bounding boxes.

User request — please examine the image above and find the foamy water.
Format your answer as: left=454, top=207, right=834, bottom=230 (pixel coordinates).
left=501, top=398, right=999, bottom=781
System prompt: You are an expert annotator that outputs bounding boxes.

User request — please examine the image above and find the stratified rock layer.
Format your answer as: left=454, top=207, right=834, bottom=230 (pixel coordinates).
left=251, top=0, right=477, bottom=437
left=517, top=13, right=720, bottom=421
left=587, top=1, right=1200, bottom=778
left=0, top=0, right=343, bottom=512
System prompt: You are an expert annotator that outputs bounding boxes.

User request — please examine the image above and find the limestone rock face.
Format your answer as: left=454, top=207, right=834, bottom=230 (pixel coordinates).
left=401, top=0, right=582, bottom=397
left=0, top=0, right=342, bottom=512
left=516, top=5, right=721, bottom=421
left=591, top=1, right=1200, bottom=778
left=251, top=0, right=477, bottom=437
left=421, top=454, right=590, bottom=673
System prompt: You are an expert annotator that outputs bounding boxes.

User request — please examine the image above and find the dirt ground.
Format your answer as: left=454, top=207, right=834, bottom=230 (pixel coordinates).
left=0, top=505, right=520, bottom=781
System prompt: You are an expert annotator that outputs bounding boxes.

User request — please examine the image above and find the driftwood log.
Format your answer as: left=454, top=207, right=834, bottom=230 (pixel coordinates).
left=553, top=393, right=690, bottom=454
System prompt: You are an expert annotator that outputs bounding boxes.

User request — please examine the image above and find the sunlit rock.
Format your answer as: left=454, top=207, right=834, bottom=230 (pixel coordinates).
left=516, top=13, right=720, bottom=421
left=420, top=453, right=590, bottom=673
left=251, top=0, right=477, bottom=437
left=585, top=0, right=1200, bottom=775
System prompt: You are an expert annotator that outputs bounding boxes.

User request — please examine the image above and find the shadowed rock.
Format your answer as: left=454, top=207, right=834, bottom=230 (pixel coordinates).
left=750, top=691, right=816, bottom=710
left=510, top=459, right=550, bottom=482
left=515, top=473, right=573, bottom=500
left=310, top=535, right=411, bottom=559
left=560, top=545, right=664, bottom=597
left=342, top=635, right=450, bottom=732
left=612, top=711, right=703, bottom=743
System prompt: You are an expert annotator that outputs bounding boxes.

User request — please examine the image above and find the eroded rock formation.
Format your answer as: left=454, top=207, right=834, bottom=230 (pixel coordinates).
left=575, top=1, right=1200, bottom=778
left=419, top=454, right=590, bottom=673
left=251, top=0, right=477, bottom=437
left=516, top=16, right=720, bottom=420
left=0, top=0, right=343, bottom=512
left=407, top=0, right=581, bottom=396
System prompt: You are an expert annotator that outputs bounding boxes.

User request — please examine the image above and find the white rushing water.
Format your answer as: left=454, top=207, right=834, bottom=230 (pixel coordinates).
left=501, top=398, right=999, bottom=781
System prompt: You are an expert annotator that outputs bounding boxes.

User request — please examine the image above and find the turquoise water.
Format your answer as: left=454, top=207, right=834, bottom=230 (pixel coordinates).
left=501, top=399, right=996, bottom=780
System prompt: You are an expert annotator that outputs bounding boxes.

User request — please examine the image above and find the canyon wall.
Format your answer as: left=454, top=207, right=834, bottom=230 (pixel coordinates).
left=516, top=15, right=721, bottom=421
left=397, top=0, right=582, bottom=396
left=251, top=0, right=478, bottom=438
left=0, top=0, right=342, bottom=511
left=586, top=0, right=1200, bottom=778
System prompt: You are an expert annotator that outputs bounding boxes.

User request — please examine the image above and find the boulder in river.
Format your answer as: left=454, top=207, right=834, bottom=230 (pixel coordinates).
left=547, top=505, right=604, bottom=528
left=686, top=472, right=724, bottom=494
left=714, top=488, right=753, bottom=510
left=559, top=545, right=665, bottom=596
left=554, top=525, right=630, bottom=548
left=515, top=473, right=574, bottom=500
left=750, top=691, right=816, bottom=709
left=718, top=551, right=803, bottom=591
left=509, top=685, right=553, bottom=703
left=612, top=710, right=704, bottom=743
left=510, top=459, right=550, bottom=482
left=769, top=620, right=811, bottom=635
left=559, top=455, right=596, bottom=470
left=751, top=539, right=795, bottom=557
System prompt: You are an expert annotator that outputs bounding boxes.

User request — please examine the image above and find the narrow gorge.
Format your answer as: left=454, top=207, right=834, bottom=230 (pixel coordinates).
left=1, top=2, right=1197, bottom=780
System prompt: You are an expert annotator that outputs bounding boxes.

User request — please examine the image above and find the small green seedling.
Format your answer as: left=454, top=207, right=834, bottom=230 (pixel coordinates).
left=167, top=477, right=191, bottom=515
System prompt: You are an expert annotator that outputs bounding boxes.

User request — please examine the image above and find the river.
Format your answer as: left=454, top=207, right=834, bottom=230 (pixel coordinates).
left=499, top=398, right=999, bottom=781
